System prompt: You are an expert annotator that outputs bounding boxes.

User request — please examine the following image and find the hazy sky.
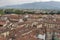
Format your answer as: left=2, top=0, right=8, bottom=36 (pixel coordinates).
left=0, top=0, right=60, bottom=7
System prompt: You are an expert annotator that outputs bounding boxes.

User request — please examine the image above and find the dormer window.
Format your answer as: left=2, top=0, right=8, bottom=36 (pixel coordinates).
left=0, top=20, right=6, bottom=27
left=0, top=25, right=3, bottom=27
left=33, top=25, right=37, bottom=28
left=23, top=18, right=27, bottom=21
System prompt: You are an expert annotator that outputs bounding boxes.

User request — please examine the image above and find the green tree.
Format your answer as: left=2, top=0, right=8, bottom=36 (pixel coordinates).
left=0, top=9, right=4, bottom=15
left=15, top=10, right=24, bottom=14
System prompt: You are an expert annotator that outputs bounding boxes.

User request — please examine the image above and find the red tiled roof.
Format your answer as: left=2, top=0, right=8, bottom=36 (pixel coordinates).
left=8, top=14, right=19, bottom=19
left=0, top=36, right=6, bottom=40
left=0, top=20, right=6, bottom=25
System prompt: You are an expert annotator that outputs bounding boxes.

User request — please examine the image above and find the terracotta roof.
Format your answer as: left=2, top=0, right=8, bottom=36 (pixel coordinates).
left=0, top=20, right=6, bottom=25
left=8, top=14, right=19, bottom=19
left=0, top=36, right=6, bottom=40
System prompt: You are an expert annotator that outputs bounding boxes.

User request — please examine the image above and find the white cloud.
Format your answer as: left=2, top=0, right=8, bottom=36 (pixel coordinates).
left=36, top=0, right=50, bottom=2
left=53, top=0, right=60, bottom=1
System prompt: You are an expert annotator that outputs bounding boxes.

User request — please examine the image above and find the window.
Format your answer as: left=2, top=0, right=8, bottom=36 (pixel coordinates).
left=0, top=25, right=3, bottom=27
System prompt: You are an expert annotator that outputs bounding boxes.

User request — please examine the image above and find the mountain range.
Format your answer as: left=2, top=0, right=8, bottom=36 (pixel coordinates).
left=1, top=1, right=60, bottom=9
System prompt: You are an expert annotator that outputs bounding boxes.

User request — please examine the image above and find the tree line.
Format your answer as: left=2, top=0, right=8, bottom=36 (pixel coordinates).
left=0, top=9, right=60, bottom=15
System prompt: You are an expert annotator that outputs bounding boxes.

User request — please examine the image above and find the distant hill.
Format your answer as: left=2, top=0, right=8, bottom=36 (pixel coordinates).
left=1, top=1, right=60, bottom=9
